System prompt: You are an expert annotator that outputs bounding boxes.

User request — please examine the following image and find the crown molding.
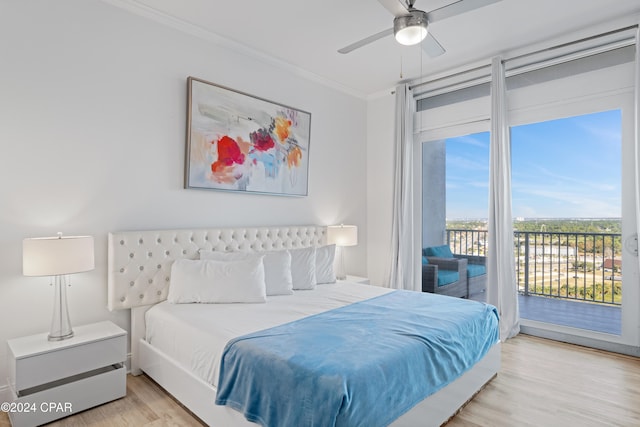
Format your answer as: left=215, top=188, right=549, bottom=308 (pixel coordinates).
left=99, top=0, right=367, bottom=100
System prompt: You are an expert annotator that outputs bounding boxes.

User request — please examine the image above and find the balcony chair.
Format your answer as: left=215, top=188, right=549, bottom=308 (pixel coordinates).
left=423, top=245, right=487, bottom=299
left=421, top=255, right=468, bottom=298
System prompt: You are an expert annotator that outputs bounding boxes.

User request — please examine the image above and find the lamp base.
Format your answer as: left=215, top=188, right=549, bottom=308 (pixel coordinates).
left=49, top=275, right=74, bottom=341
left=336, top=246, right=348, bottom=282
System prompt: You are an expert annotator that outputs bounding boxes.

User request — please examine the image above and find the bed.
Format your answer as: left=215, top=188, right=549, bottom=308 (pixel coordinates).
left=107, top=225, right=500, bottom=427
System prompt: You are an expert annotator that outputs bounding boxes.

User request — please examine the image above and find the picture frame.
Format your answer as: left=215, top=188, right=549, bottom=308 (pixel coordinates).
left=185, top=77, right=311, bottom=196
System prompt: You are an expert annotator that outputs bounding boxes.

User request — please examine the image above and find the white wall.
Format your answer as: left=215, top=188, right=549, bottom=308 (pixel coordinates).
left=0, top=0, right=367, bottom=392
left=366, top=94, right=395, bottom=286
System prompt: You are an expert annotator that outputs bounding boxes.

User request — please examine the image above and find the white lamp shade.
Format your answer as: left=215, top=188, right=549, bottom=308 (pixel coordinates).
left=23, top=235, right=95, bottom=276
left=327, top=225, right=358, bottom=247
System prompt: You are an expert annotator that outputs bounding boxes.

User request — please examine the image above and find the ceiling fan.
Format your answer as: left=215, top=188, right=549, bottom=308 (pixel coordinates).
left=338, top=0, right=501, bottom=57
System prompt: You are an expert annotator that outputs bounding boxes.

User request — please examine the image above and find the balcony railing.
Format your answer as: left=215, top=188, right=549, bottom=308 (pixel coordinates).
left=445, top=229, right=622, bottom=305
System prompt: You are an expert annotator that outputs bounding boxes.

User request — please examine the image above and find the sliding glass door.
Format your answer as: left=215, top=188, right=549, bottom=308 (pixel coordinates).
left=421, top=131, right=490, bottom=300
left=511, top=110, right=625, bottom=335
left=508, top=98, right=639, bottom=349
left=505, top=44, right=639, bottom=349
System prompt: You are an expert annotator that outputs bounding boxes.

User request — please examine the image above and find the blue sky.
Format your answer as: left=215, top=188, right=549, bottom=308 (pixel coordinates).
left=445, top=109, right=622, bottom=220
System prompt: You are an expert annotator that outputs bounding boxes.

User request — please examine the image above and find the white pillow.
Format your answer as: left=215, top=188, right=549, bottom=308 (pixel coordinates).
left=289, top=246, right=317, bottom=290
left=199, top=250, right=293, bottom=296
left=167, top=258, right=266, bottom=304
left=315, top=244, right=336, bottom=284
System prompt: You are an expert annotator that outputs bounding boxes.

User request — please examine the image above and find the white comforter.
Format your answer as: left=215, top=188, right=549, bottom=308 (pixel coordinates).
left=144, top=281, right=391, bottom=387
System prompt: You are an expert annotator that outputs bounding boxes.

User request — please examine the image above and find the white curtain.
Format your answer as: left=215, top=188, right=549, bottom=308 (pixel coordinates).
left=487, top=57, right=520, bottom=340
left=388, top=84, right=419, bottom=291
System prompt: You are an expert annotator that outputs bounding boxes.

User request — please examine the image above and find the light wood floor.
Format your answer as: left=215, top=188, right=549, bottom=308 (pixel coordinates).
left=1, top=334, right=638, bottom=426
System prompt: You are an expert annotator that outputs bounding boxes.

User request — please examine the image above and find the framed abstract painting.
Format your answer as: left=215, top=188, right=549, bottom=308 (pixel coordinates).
left=185, top=77, right=311, bottom=196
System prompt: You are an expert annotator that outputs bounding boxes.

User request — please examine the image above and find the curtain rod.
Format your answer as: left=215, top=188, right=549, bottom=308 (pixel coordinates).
left=409, top=24, right=638, bottom=92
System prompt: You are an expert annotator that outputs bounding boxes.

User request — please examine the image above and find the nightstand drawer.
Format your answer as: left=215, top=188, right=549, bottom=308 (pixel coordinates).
left=12, top=333, right=126, bottom=392
left=9, top=364, right=126, bottom=427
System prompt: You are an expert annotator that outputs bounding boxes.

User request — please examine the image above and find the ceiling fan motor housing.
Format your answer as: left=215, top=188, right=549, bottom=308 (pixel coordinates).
left=393, top=9, right=428, bottom=45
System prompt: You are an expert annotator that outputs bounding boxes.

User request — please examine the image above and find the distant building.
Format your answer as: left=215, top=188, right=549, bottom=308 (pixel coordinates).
left=602, top=259, right=622, bottom=271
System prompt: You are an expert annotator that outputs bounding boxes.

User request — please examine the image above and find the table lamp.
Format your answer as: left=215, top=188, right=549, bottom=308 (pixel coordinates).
left=23, top=233, right=95, bottom=341
left=327, top=225, right=358, bottom=280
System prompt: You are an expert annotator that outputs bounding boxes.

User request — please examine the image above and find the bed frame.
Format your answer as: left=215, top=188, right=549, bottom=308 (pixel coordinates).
left=108, top=225, right=500, bottom=427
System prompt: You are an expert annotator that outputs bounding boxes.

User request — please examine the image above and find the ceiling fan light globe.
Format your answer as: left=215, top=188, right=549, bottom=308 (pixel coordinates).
left=393, top=10, right=428, bottom=46
left=395, top=26, right=427, bottom=45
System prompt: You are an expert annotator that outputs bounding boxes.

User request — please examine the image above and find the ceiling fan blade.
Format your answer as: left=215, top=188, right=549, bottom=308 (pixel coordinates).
left=376, top=0, right=410, bottom=17
left=422, top=32, right=445, bottom=57
left=337, top=28, right=394, bottom=54
left=427, top=0, right=501, bottom=23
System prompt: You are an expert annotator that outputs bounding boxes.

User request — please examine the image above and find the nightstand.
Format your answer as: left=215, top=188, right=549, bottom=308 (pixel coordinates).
left=339, top=275, right=370, bottom=285
left=6, top=321, right=127, bottom=427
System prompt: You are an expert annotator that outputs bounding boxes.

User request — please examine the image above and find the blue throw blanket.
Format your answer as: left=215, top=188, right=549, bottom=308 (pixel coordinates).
left=215, top=290, right=499, bottom=427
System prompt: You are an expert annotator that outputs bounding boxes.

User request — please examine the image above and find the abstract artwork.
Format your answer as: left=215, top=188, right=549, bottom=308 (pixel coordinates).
left=185, top=77, right=311, bottom=196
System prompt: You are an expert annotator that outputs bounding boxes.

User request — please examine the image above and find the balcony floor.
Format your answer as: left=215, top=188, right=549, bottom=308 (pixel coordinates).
left=471, top=293, right=621, bottom=335
left=518, top=294, right=621, bottom=335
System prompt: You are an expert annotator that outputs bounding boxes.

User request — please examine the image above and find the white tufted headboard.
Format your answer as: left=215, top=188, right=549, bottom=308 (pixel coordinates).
left=107, top=225, right=327, bottom=311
